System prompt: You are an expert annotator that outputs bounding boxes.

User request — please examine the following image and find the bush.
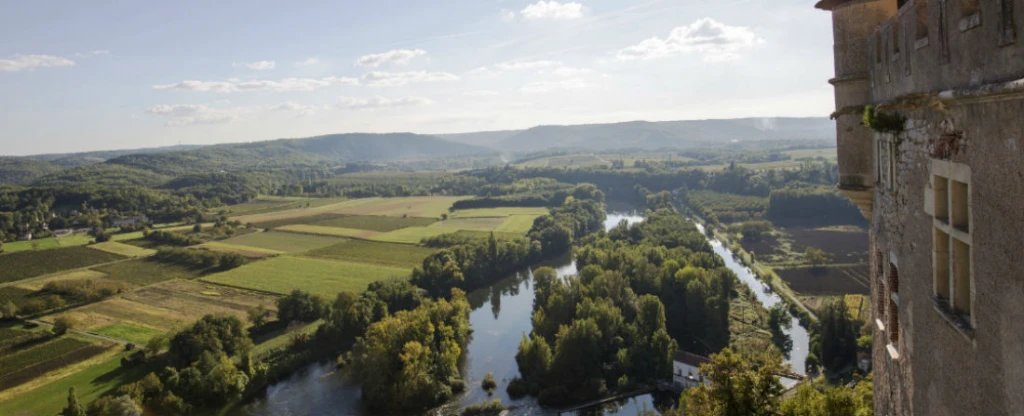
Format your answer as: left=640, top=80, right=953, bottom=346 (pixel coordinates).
left=52, top=315, right=76, bottom=336
left=460, top=399, right=505, bottom=416
left=506, top=378, right=528, bottom=399
left=481, top=371, right=497, bottom=393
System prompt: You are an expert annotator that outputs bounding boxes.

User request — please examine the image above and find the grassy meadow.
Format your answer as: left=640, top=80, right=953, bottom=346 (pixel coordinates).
left=91, top=323, right=163, bottom=345
left=89, top=241, right=157, bottom=257
left=202, top=256, right=409, bottom=295
left=277, top=224, right=383, bottom=239
left=218, top=231, right=342, bottom=253
left=303, top=240, right=437, bottom=268
left=92, top=258, right=204, bottom=287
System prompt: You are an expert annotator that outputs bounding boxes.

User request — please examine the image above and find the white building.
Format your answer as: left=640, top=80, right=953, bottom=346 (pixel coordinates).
left=672, top=350, right=711, bottom=389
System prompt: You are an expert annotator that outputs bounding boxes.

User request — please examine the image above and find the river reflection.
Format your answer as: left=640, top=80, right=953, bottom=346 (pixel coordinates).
left=237, top=212, right=804, bottom=416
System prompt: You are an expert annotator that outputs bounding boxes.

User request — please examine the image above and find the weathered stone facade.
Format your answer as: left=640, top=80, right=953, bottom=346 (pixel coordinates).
left=817, top=1, right=1024, bottom=415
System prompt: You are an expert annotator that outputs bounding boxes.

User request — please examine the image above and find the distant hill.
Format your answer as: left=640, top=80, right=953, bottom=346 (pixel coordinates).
left=440, top=117, right=835, bottom=152
left=31, top=164, right=173, bottom=188
left=105, top=133, right=495, bottom=176
left=0, top=157, right=64, bottom=186
left=27, top=145, right=207, bottom=165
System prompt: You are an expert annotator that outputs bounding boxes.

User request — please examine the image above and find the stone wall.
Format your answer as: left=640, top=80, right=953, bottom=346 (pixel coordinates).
left=868, top=96, right=1024, bottom=416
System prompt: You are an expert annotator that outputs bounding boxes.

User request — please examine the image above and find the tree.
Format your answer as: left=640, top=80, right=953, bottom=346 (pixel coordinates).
left=815, top=300, right=858, bottom=374
left=145, top=333, right=168, bottom=355
left=686, top=348, right=787, bottom=416
left=60, top=387, right=87, bottom=416
left=1, top=301, right=17, bottom=320
left=247, top=304, right=271, bottom=327
left=768, top=304, right=793, bottom=356
left=53, top=315, right=76, bottom=336
left=276, top=290, right=328, bottom=323
left=481, top=371, right=497, bottom=393
left=805, top=247, right=828, bottom=267
left=168, top=314, right=252, bottom=367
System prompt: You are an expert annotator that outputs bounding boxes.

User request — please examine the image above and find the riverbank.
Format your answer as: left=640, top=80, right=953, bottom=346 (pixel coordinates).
left=691, top=217, right=818, bottom=325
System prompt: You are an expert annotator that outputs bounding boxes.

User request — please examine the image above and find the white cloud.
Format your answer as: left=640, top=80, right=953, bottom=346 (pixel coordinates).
left=355, top=49, right=427, bottom=68
left=147, top=101, right=318, bottom=125
left=463, top=90, right=499, bottom=97
left=0, top=54, right=76, bottom=72
left=616, top=18, right=763, bottom=62
left=145, top=104, right=237, bottom=126
left=520, top=78, right=588, bottom=93
left=332, top=96, right=433, bottom=110
left=520, top=1, right=584, bottom=20
left=496, top=60, right=560, bottom=71
left=74, top=50, right=110, bottom=58
left=500, top=9, right=517, bottom=21
left=549, top=66, right=597, bottom=77
left=153, top=76, right=359, bottom=93
left=234, top=60, right=276, bottom=70
left=295, top=57, right=320, bottom=67
left=361, top=71, right=459, bottom=87
left=270, top=101, right=318, bottom=115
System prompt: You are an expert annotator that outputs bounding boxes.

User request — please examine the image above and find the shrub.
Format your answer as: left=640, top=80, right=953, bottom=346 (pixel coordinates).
left=461, top=399, right=504, bottom=416
left=52, top=315, right=76, bottom=336
left=481, top=371, right=497, bottom=393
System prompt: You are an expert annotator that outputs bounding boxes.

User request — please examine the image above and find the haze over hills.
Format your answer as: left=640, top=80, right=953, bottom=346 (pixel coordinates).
left=0, top=117, right=835, bottom=186
left=438, top=117, right=835, bottom=152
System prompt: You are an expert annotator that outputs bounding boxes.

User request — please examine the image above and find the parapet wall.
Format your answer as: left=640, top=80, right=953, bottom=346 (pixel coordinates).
left=870, top=0, right=1024, bottom=103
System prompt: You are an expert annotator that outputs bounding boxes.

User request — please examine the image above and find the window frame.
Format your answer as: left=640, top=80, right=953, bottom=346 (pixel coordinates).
left=930, top=159, right=975, bottom=337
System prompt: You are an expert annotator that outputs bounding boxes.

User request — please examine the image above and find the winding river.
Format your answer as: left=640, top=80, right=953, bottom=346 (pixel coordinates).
left=236, top=212, right=807, bottom=415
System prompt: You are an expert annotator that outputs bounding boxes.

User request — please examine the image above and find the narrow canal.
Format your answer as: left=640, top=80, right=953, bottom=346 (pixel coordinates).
left=237, top=212, right=808, bottom=415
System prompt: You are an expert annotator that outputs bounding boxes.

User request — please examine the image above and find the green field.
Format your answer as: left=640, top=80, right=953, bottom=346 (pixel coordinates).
left=448, top=207, right=550, bottom=218
left=0, top=351, right=160, bottom=416
left=89, top=242, right=157, bottom=257
left=0, top=323, right=36, bottom=342
left=222, top=196, right=348, bottom=216
left=0, top=247, right=126, bottom=284
left=304, top=240, right=436, bottom=268
left=92, top=323, right=163, bottom=345
left=370, top=226, right=455, bottom=244
left=220, top=231, right=342, bottom=253
left=310, top=215, right=437, bottom=232
left=276, top=224, right=382, bottom=239
left=431, top=217, right=507, bottom=231
left=92, top=258, right=204, bottom=286
left=200, top=242, right=283, bottom=258
left=496, top=215, right=541, bottom=234
left=0, top=337, right=93, bottom=377
left=2, top=234, right=95, bottom=254
left=203, top=256, right=409, bottom=295
left=252, top=320, right=325, bottom=357
left=325, top=196, right=465, bottom=218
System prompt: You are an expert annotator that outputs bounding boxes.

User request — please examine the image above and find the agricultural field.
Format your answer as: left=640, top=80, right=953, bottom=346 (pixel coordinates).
left=0, top=350, right=161, bottom=416
left=496, top=215, right=541, bottom=234
left=91, top=323, right=163, bottom=345
left=53, top=279, right=278, bottom=334
left=89, top=241, right=157, bottom=257
left=92, top=258, right=205, bottom=287
left=14, top=270, right=112, bottom=291
left=1, top=234, right=95, bottom=254
left=218, top=196, right=347, bottom=216
left=432, top=217, right=508, bottom=231
left=277, top=224, right=382, bottom=239
left=325, top=196, right=465, bottom=218
left=203, top=256, right=409, bottom=295
left=370, top=226, right=454, bottom=244
left=0, top=335, right=113, bottom=393
left=447, top=207, right=549, bottom=218
left=783, top=226, right=868, bottom=264
left=0, top=247, right=126, bottom=284
left=775, top=265, right=870, bottom=295
left=783, top=148, right=838, bottom=159
left=310, top=214, right=437, bottom=232
left=199, top=242, right=282, bottom=258
left=218, top=231, right=342, bottom=253
left=303, top=240, right=437, bottom=268
left=516, top=153, right=611, bottom=168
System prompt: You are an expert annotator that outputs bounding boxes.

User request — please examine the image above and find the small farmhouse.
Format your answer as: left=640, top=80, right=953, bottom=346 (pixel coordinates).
left=672, top=350, right=711, bottom=390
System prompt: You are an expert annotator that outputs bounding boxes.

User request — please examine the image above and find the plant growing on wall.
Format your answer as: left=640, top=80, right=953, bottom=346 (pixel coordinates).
left=863, top=105, right=906, bottom=134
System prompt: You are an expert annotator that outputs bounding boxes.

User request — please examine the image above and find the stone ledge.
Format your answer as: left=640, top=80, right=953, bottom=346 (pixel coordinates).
left=931, top=296, right=976, bottom=342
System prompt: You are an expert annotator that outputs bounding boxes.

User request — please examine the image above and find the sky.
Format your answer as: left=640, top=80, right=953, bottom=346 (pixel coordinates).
left=0, top=0, right=835, bottom=156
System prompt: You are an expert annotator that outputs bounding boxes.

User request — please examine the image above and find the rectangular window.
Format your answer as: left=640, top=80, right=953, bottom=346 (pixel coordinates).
left=876, top=32, right=883, bottom=65
left=934, top=228, right=950, bottom=299
left=931, top=160, right=973, bottom=332
left=951, top=179, right=969, bottom=232
left=876, top=252, right=886, bottom=318
left=934, top=175, right=949, bottom=222
left=953, top=239, right=972, bottom=317
left=916, top=0, right=930, bottom=41
left=888, top=262, right=900, bottom=344
left=1000, top=0, right=1017, bottom=45
left=893, top=19, right=902, bottom=57
left=961, top=0, right=980, bottom=17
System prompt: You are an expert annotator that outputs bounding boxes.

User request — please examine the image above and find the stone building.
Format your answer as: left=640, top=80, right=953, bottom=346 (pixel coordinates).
left=815, top=0, right=1024, bottom=415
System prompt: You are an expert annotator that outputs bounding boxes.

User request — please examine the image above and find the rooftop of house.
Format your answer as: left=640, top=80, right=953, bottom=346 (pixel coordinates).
left=674, top=351, right=711, bottom=367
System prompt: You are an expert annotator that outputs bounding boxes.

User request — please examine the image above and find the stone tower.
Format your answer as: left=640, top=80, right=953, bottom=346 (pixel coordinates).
left=817, top=0, right=1024, bottom=415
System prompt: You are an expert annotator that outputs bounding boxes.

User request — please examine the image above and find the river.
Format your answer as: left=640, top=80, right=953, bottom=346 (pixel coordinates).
left=236, top=212, right=807, bottom=415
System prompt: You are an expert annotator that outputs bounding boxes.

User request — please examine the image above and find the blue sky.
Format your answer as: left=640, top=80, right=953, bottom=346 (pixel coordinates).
left=0, top=0, right=834, bottom=156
